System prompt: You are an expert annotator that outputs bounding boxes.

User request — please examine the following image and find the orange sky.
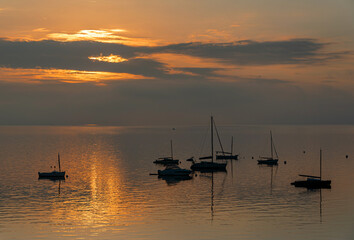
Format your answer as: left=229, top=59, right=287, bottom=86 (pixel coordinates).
left=0, top=0, right=353, bottom=125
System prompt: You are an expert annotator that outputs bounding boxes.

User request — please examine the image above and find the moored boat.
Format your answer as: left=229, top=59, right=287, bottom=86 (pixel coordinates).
left=216, top=136, right=238, bottom=160
left=257, top=131, right=279, bottom=165
left=191, top=116, right=227, bottom=172
left=38, top=153, right=66, bottom=180
left=153, top=140, right=179, bottom=165
left=291, top=149, right=331, bottom=189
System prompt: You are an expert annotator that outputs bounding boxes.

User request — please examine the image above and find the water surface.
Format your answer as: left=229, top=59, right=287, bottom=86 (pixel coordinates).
left=0, top=125, right=353, bottom=240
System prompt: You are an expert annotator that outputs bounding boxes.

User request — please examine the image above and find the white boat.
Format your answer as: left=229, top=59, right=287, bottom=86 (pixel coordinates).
left=158, top=165, right=192, bottom=176
left=191, top=116, right=227, bottom=171
left=257, top=131, right=279, bottom=165
left=38, top=153, right=66, bottom=179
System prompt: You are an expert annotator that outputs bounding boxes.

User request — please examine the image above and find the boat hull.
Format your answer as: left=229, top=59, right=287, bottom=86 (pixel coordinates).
left=216, top=155, right=238, bottom=160
left=191, top=161, right=227, bottom=171
left=257, top=159, right=278, bottom=165
left=38, top=171, right=65, bottom=179
left=158, top=169, right=192, bottom=176
left=291, top=179, right=331, bottom=189
left=153, top=159, right=179, bottom=165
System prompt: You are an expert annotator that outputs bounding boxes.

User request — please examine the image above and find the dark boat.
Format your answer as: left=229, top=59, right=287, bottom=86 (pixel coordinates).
left=191, top=116, right=227, bottom=172
left=153, top=140, right=179, bottom=165
left=186, top=156, right=194, bottom=162
left=158, top=165, right=192, bottom=176
left=291, top=149, right=331, bottom=189
left=216, top=136, right=238, bottom=160
left=38, top=153, right=66, bottom=180
left=257, top=131, right=279, bottom=165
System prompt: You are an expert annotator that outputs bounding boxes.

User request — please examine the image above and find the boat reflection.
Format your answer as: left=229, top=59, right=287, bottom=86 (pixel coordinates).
left=199, top=171, right=227, bottom=221
left=258, top=164, right=278, bottom=195
left=158, top=175, right=193, bottom=185
left=38, top=178, right=64, bottom=195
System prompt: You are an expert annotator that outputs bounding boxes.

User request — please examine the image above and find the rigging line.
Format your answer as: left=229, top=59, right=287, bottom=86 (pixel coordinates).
left=273, top=137, right=279, bottom=159
left=213, top=119, right=225, bottom=156
left=199, top=122, right=209, bottom=159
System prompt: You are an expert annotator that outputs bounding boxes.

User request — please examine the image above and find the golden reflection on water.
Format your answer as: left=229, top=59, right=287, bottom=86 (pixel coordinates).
left=44, top=134, right=148, bottom=233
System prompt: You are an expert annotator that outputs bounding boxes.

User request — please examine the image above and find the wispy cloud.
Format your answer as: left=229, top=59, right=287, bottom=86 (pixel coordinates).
left=0, top=67, right=151, bottom=84
left=32, top=28, right=49, bottom=32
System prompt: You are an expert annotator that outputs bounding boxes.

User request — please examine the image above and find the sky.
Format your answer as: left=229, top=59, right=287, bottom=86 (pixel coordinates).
left=0, top=0, right=353, bottom=125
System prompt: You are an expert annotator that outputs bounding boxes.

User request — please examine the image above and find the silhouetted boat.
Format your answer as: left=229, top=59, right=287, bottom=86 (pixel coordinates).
left=186, top=156, right=194, bottom=162
left=191, top=116, right=227, bottom=171
left=216, top=136, right=238, bottom=160
left=158, top=165, right=192, bottom=176
left=153, top=140, right=179, bottom=165
left=38, top=153, right=65, bottom=179
left=291, top=149, right=331, bottom=189
left=257, top=131, right=279, bottom=165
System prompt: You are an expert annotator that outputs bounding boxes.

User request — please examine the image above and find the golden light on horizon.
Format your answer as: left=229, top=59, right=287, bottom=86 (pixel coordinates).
left=0, top=67, right=152, bottom=84
left=2, top=28, right=160, bottom=47
left=88, top=54, right=128, bottom=63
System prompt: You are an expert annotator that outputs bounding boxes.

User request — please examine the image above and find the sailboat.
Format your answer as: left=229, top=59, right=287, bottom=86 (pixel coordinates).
left=153, top=140, right=179, bottom=165
left=216, top=136, right=238, bottom=160
left=291, top=149, right=331, bottom=189
left=38, top=153, right=66, bottom=179
left=257, top=131, right=279, bottom=165
left=191, top=116, right=227, bottom=171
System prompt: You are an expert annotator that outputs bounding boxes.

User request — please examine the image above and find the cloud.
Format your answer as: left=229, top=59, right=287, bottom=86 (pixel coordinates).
left=33, top=28, right=49, bottom=32
left=0, top=38, right=347, bottom=84
left=152, top=39, right=346, bottom=65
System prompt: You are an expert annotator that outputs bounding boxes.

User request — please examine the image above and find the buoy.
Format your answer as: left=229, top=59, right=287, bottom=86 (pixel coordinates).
left=346, top=155, right=348, bottom=158
left=284, top=161, right=287, bottom=164
left=303, top=151, right=306, bottom=154
left=251, top=156, right=254, bottom=159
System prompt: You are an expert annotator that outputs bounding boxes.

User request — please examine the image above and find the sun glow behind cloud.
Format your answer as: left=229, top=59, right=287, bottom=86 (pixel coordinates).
left=46, top=29, right=158, bottom=46
left=88, top=54, right=128, bottom=63
left=0, top=67, right=151, bottom=84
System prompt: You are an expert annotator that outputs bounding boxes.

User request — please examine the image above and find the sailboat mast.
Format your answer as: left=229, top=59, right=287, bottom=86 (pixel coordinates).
left=231, top=136, right=233, bottom=155
left=58, top=152, right=61, bottom=172
left=320, top=149, right=322, bottom=180
left=270, top=131, right=273, bottom=158
left=170, top=140, right=173, bottom=160
left=211, top=116, right=214, bottom=163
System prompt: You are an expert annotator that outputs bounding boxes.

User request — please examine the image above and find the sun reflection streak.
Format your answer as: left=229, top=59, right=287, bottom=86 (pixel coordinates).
left=45, top=139, right=149, bottom=234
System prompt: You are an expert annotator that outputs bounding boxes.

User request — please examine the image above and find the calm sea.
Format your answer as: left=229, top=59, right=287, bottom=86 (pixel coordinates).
left=0, top=125, right=354, bottom=240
